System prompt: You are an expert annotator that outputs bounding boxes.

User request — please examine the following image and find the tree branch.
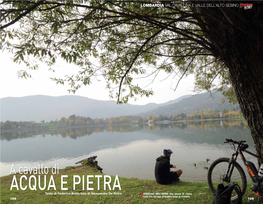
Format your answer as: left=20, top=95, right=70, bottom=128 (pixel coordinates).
left=117, top=19, right=177, bottom=103
left=0, top=1, right=44, bottom=30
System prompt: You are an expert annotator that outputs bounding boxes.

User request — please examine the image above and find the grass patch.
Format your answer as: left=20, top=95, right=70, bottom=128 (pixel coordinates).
left=0, top=166, right=261, bottom=203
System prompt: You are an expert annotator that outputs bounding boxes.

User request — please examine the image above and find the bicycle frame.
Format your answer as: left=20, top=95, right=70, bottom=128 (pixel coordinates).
left=240, top=150, right=259, bottom=181
left=242, top=149, right=263, bottom=162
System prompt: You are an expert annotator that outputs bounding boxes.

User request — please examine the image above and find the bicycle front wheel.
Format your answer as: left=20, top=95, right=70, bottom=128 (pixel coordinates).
left=207, top=157, right=247, bottom=203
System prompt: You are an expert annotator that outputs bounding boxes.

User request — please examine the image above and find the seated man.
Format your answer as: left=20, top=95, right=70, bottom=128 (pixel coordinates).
left=155, top=149, right=183, bottom=184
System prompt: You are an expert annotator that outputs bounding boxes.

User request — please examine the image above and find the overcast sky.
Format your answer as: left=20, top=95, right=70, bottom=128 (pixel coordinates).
left=0, top=50, right=196, bottom=105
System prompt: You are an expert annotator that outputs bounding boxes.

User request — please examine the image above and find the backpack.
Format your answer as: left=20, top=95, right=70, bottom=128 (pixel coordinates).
left=213, top=183, right=242, bottom=204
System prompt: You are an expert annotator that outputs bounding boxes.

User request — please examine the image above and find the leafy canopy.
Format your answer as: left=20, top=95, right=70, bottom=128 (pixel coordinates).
left=0, top=0, right=234, bottom=103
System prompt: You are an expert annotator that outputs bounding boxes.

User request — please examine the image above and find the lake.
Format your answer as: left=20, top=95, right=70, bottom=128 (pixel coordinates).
left=0, top=121, right=257, bottom=182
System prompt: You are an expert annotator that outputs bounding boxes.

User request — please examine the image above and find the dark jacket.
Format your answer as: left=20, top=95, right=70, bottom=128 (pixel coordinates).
left=155, top=156, right=173, bottom=184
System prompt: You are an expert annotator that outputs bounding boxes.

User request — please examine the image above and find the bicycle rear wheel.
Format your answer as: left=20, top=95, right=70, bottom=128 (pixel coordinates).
left=207, top=157, right=247, bottom=203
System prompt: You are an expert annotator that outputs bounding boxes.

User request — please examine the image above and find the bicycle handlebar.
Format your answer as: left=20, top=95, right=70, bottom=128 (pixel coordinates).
left=224, top=138, right=246, bottom=144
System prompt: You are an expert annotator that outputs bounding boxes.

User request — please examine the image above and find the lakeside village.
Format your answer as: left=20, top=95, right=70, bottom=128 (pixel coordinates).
left=1, top=108, right=244, bottom=132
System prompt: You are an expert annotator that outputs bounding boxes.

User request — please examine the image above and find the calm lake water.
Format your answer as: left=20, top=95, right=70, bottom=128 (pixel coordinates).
left=0, top=121, right=257, bottom=182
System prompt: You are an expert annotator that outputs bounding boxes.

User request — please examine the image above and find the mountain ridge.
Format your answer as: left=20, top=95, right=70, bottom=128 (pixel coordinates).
left=0, top=94, right=189, bottom=122
left=140, top=91, right=239, bottom=117
left=0, top=92, right=239, bottom=122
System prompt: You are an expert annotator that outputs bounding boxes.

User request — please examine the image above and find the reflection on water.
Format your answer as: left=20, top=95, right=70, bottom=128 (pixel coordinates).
left=1, top=120, right=248, bottom=142
left=0, top=120, right=256, bottom=182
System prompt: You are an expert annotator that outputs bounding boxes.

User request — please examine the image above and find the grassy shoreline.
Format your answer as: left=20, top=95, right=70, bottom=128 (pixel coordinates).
left=0, top=165, right=260, bottom=203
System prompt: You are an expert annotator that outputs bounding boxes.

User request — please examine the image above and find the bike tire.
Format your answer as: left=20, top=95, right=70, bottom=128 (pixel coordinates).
left=207, top=157, right=247, bottom=203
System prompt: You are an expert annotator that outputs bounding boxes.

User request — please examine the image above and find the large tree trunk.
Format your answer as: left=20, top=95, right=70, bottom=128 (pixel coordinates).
left=226, top=44, right=263, bottom=166
left=195, top=4, right=263, bottom=165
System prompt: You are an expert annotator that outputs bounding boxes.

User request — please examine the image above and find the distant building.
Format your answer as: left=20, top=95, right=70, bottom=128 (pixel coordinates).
left=148, top=120, right=154, bottom=125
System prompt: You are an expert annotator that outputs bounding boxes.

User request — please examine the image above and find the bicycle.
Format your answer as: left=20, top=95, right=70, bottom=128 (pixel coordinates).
left=207, top=138, right=263, bottom=203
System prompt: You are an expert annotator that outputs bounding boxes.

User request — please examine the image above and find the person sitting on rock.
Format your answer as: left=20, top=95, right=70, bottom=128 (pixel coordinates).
left=155, top=149, right=183, bottom=184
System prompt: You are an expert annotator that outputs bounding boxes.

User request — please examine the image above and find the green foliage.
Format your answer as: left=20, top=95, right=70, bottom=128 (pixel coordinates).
left=0, top=1, right=237, bottom=103
left=222, top=109, right=229, bottom=115
left=1, top=121, right=40, bottom=130
left=64, top=166, right=76, bottom=171
left=221, top=87, right=238, bottom=104
left=223, top=110, right=242, bottom=118
left=58, top=114, right=145, bottom=128
left=187, top=113, right=201, bottom=120
left=156, top=109, right=242, bottom=121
